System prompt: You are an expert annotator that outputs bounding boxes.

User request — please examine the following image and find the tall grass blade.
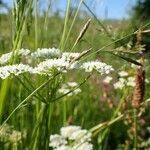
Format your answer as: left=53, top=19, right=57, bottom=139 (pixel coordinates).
left=59, top=0, right=71, bottom=50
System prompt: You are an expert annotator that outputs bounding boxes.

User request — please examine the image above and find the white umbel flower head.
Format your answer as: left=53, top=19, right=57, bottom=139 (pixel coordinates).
left=118, top=71, right=128, bottom=77
left=81, top=61, right=114, bottom=74
left=0, top=53, right=12, bottom=64
left=0, top=49, right=30, bottom=65
left=19, top=48, right=31, bottom=56
left=114, top=76, right=136, bottom=89
left=0, top=48, right=114, bottom=79
left=49, top=125, right=93, bottom=150
left=33, top=58, right=69, bottom=75
left=60, top=126, right=81, bottom=139
left=67, top=82, right=78, bottom=87
left=114, top=77, right=127, bottom=89
left=126, top=77, right=135, bottom=87
left=69, top=129, right=92, bottom=143
left=49, top=134, right=67, bottom=148
left=0, top=64, right=33, bottom=79
left=31, top=48, right=61, bottom=58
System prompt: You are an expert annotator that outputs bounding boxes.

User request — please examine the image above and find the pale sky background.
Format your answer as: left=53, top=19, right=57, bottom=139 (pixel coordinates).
left=2, top=0, right=138, bottom=19
left=51, top=0, right=137, bottom=19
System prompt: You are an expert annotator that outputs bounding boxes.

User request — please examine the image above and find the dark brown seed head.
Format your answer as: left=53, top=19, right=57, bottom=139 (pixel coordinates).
left=132, top=67, right=145, bottom=108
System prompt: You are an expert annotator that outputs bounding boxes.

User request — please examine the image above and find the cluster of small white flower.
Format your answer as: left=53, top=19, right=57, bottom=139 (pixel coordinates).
left=58, top=82, right=81, bottom=96
left=0, top=64, right=33, bottom=79
left=118, top=71, right=128, bottom=77
left=113, top=71, right=136, bottom=89
left=0, top=124, right=26, bottom=143
left=0, top=48, right=114, bottom=79
left=81, top=61, right=114, bottom=74
left=33, top=58, right=70, bottom=74
left=0, top=48, right=61, bottom=65
left=102, top=70, right=149, bottom=90
left=0, top=48, right=30, bottom=65
left=31, top=48, right=61, bottom=58
left=49, top=125, right=93, bottom=150
left=113, top=77, right=135, bottom=89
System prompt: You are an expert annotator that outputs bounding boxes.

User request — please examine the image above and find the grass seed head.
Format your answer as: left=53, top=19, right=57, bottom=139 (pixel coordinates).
left=132, top=67, right=145, bottom=108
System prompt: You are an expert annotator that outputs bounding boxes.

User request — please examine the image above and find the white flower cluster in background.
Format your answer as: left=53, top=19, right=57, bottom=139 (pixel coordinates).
left=0, top=124, right=26, bottom=143
left=58, top=82, right=81, bottom=96
left=49, top=125, right=93, bottom=150
left=102, top=70, right=149, bottom=90
left=81, top=61, right=114, bottom=74
left=118, top=71, right=128, bottom=77
left=113, top=71, right=135, bottom=90
left=102, top=70, right=134, bottom=89
left=114, top=77, right=135, bottom=90
left=0, top=48, right=114, bottom=79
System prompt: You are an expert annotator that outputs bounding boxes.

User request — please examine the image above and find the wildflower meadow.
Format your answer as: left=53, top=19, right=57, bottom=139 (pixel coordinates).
left=0, top=0, right=150, bottom=149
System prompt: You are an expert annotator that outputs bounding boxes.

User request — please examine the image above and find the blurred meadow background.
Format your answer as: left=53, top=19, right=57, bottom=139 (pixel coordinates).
left=0, top=0, right=150, bottom=149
